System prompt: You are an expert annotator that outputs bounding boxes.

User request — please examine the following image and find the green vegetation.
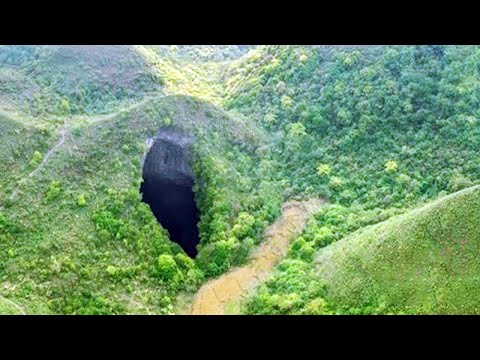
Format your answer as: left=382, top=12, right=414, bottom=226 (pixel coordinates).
left=226, top=45, right=480, bottom=315
left=0, top=45, right=166, bottom=117
left=0, top=91, right=282, bottom=314
left=1, top=45, right=480, bottom=314
left=224, top=45, right=480, bottom=207
left=149, top=45, right=253, bottom=62
left=246, top=187, right=480, bottom=314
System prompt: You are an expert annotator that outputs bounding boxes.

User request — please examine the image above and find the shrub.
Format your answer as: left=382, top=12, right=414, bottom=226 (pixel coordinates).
left=174, top=253, right=194, bottom=271
left=329, top=176, right=344, bottom=189
left=235, top=237, right=254, bottom=264
left=231, top=212, right=255, bottom=240
left=448, top=175, right=473, bottom=192
left=76, top=194, right=87, bottom=207
left=385, top=160, right=399, bottom=173
left=312, top=227, right=335, bottom=247
left=161, top=116, right=172, bottom=126
left=301, top=298, right=331, bottom=315
left=316, top=164, right=332, bottom=176
left=287, top=123, right=307, bottom=138
left=56, top=98, right=71, bottom=115
left=298, top=52, right=309, bottom=63
left=264, top=113, right=277, bottom=125
left=201, top=238, right=239, bottom=277
left=0, top=212, right=8, bottom=233
left=106, top=265, right=117, bottom=277
left=156, top=254, right=178, bottom=281
left=45, top=181, right=62, bottom=202
left=281, top=95, right=293, bottom=109
left=29, top=150, right=43, bottom=167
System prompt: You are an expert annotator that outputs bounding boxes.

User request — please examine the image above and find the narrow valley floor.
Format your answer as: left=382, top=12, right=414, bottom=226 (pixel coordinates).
left=182, top=198, right=325, bottom=315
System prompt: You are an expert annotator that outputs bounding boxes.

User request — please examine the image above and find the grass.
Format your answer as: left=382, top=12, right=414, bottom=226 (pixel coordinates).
left=0, top=94, right=271, bottom=314
left=3, top=45, right=480, bottom=315
left=0, top=297, right=24, bottom=315
left=0, top=113, right=55, bottom=200
left=0, top=45, right=164, bottom=118
left=314, top=185, right=480, bottom=314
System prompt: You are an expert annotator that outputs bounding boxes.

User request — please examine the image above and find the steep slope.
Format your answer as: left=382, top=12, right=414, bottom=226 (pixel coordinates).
left=230, top=45, right=480, bottom=315
left=187, top=199, right=324, bottom=315
left=0, top=93, right=285, bottom=314
left=0, top=45, right=164, bottom=117
left=0, top=46, right=291, bottom=314
left=316, top=185, right=480, bottom=314
left=0, top=113, right=55, bottom=202
left=224, top=45, right=480, bottom=207
left=3, top=45, right=480, bottom=315
left=245, top=186, right=480, bottom=314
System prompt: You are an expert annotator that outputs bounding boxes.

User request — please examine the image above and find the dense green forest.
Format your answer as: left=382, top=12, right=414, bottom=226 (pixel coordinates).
left=0, top=45, right=479, bottom=315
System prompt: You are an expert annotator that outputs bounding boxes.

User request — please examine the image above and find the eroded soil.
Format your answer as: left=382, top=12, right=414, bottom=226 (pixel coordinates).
left=185, top=198, right=325, bottom=315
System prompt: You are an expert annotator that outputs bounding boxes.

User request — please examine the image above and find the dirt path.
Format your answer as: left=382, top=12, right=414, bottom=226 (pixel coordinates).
left=3, top=96, right=164, bottom=206
left=186, top=198, right=325, bottom=315
left=27, top=126, right=68, bottom=179
left=8, top=125, right=68, bottom=202
left=85, top=96, right=159, bottom=124
left=0, top=295, right=26, bottom=315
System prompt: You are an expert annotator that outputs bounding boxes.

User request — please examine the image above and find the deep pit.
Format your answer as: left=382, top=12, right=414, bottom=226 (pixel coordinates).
left=140, top=130, right=200, bottom=258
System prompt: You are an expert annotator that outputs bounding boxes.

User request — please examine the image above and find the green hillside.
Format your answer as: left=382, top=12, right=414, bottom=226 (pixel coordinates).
left=245, top=186, right=480, bottom=314
left=0, top=45, right=164, bottom=117
left=1, top=45, right=480, bottom=315
left=224, top=45, right=480, bottom=206
left=0, top=94, right=283, bottom=314
left=226, top=45, right=480, bottom=315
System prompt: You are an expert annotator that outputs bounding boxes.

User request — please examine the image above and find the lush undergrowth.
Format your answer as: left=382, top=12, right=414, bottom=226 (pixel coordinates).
left=1, top=45, right=480, bottom=314
left=225, top=46, right=480, bottom=206
left=217, top=45, right=480, bottom=314
left=0, top=45, right=164, bottom=117
left=0, top=94, right=282, bottom=314
left=245, top=186, right=480, bottom=314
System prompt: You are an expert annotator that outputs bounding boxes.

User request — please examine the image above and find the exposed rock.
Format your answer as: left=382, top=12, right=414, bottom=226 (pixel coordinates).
left=141, top=128, right=200, bottom=257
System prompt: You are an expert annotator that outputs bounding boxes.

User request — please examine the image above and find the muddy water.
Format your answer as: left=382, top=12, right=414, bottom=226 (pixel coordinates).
left=185, top=198, right=325, bottom=315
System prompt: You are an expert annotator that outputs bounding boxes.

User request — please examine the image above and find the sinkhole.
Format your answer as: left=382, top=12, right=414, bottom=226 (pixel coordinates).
left=140, top=130, right=200, bottom=258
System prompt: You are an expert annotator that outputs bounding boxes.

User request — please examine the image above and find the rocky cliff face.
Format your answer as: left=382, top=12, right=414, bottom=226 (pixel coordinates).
left=142, top=129, right=194, bottom=186
left=141, top=128, right=200, bottom=257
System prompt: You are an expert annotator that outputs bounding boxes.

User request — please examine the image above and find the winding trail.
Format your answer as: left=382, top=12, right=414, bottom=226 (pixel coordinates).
left=186, top=198, right=325, bottom=315
left=3, top=95, right=168, bottom=205
left=0, top=295, right=26, bottom=315
left=84, top=96, right=159, bottom=124
left=9, top=125, right=68, bottom=202
left=27, top=126, right=68, bottom=179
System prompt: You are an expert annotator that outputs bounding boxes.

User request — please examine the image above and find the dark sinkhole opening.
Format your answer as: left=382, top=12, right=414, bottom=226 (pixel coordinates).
left=140, top=132, right=200, bottom=258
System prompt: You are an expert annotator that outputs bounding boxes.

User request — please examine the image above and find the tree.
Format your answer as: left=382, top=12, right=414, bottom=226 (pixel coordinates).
left=45, top=181, right=62, bottom=202
left=29, top=151, right=43, bottom=167
left=329, top=176, right=344, bottom=189
left=57, top=98, right=71, bottom=115
left=281, top=95, right=294, bottom=109
left=157, top=254, right=178, bottom=281
left=287, top=123, right=307, bottom=138
left=317, top=164, right=332, bottom=176
left=385, top=161, right=399, bottom=173
left=76, top=194, right=87, bottom=207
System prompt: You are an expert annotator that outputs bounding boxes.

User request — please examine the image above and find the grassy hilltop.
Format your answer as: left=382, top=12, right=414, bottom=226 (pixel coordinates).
left=246, top=186, right=480, bottom=314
